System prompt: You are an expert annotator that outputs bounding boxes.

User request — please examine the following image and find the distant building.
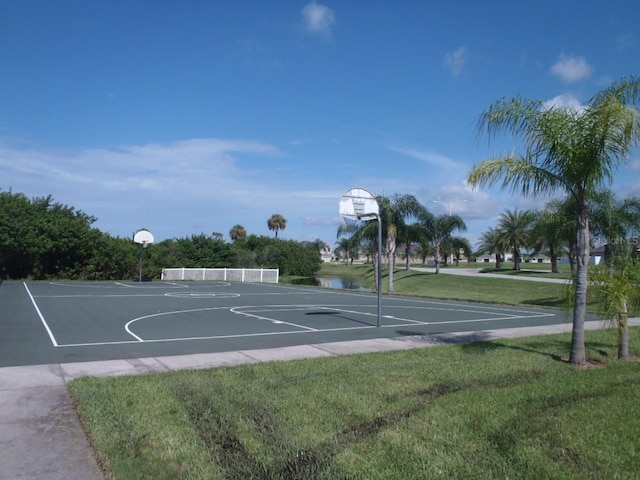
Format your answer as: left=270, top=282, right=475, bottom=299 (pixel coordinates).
left=527, top=254, right=551, bottom=264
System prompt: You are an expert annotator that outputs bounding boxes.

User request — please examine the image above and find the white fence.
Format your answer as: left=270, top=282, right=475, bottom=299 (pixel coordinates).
left=161, top=268, right=279, bottom=283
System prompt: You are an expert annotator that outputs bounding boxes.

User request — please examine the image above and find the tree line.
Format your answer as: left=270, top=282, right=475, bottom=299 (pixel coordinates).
left=0, top=191, right=320, bottom=280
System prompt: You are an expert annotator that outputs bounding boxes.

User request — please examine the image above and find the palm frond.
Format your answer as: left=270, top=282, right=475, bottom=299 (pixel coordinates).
left=467, top=157, right=565, bottom=197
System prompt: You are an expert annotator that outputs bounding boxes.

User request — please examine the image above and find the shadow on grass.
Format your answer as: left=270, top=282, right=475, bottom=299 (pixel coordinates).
left=395, top=330, right=497, bottom=347
left=521, top=297, right=568, bottom=308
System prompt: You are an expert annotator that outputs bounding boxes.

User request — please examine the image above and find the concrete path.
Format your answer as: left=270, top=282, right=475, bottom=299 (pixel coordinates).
left=411, top=266, right=570, bottom=284
left=2, top=318, right=639, bottom=480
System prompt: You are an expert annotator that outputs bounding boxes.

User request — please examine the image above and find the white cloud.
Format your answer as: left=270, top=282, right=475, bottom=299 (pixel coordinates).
left=301, top=2, right=336, bottom=39
left=386, top=146, right=460, bottom=170
left=443, top=47, right=467, bottom=78
left=542, top=94, right=584, bottom=111
left=616, top=33, right=636, bottom=51
left=550, top=54, right=593, bottom=83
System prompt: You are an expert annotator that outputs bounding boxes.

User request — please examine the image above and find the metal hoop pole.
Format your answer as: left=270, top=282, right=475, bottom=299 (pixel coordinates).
left=375, top=213, right=382, bottom=327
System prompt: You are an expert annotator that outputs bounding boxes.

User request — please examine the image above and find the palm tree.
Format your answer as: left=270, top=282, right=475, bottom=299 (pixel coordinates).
left=476, top=227, right=508, bottom=269
left=338, top=218, right=382, bottom=290
left=450, top=236, right=473, bottom=266
left=496, top=209, right=535, bottom=271
left=399, top=223, right=425, bottom=270
left=589, top=254, right=640, bottom=359
left=267, top=214, right=287, bottom=238
left=467, top=76, right=640, bottom=365
left=337, top=194, right=425, bottom=292
left=334, top=236, right=358, bottom=265
left=229, top=224, right=247, bottom=242
left=414, top=239, right=434, bottom=265
left=377, top=194, right=426, bottom=292
left=589, top=190, right=640, bottom=271
left=529, top=202, right=571, bottom=274
left=419, top=212, right=466, bottom=274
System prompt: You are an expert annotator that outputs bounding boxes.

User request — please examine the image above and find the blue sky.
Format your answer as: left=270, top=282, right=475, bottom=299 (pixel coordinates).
left=2, top=1, right=639, bottom=248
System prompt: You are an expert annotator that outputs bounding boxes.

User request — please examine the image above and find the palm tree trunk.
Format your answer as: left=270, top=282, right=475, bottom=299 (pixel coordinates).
left=605, top=243, right=614, bottom=277
left=618, top=300, right=629, bottom=359
left=570, top=200, right=590, bottom=365
left=387, top=235, right=396, bottom=293
left=435, top=242, right=441, bottom=274
left=550, top=246, right=559, bottom=273
left=495, top=252, right=502, bottom=269
left=405, top=243, right=411, bottom=270
left=569, top=241, right=578, bottom=277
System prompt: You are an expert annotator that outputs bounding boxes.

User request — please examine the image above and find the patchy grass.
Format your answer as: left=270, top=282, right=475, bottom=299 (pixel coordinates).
left=70, top=328, right=640, bottom=479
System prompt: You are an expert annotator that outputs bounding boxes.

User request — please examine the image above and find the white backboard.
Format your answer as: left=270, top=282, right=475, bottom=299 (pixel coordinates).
left=134, top=229, right=154, bottom=245
left=339, top=188, right=379, bottom=220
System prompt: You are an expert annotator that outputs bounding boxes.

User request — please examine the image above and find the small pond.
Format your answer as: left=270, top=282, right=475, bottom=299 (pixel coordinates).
left=289, top=276, right=373, bottom=292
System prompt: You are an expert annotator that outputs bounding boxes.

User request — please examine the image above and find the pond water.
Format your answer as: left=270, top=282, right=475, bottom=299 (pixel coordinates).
left=289, top=276, right=373, bottom=292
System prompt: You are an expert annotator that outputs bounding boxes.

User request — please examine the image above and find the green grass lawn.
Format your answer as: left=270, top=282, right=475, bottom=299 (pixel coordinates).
left=316, top=263, right=577, bottom=310
left=70, top=328, right=640, bottom=479
left=70, top=265, right=637, bottom=478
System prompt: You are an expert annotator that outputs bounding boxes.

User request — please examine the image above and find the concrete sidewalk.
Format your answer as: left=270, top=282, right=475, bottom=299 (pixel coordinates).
left=411, top=266, right=570, bottom=284
left=2, top=318, right=638, bottom=480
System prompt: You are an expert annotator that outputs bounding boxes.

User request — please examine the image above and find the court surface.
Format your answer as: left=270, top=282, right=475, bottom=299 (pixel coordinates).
left=0, top=280, right=589, bottom=367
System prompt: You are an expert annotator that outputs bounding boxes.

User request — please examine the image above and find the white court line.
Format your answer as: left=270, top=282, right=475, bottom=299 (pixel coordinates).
left=56, top=325, right=379, bottom=348
left=230, top=306, right=318, bottom=331
left=23, top=283, right=59, bottom=347
left=39, top=284, right=559, bottom=347
left=124, top=306, right=232, bottom=342
left=55, top=309, right=555, bottom=348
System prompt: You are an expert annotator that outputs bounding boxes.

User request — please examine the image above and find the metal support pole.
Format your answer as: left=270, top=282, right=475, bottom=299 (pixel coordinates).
left=375, top=213, right=382, bottom=328
left=138, top=243, right=143, bottom=282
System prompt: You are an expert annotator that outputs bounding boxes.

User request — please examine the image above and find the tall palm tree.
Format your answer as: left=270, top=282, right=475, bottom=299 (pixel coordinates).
left=496, top=209, right=535, bottom=271
left=450, top=236, right=473, bottom=266
left=419, top=212, right=466, bottom=274
left=337, top=194, right=425, bottom=292
left=267, top=214, right=287, bottom=238
left=338, top=218, right=382, bottom=290
left=476, top=227, right=508, bottom=269
left=399, top=222, right=425, bottom=270
left=529, top=202, right=571, bottom=274
left=334, top=236, right=358, bottom=265
left=229, top=224, right=247, bottom=242
left=467, top=76, right=640, bottom=365
left=377, top=194, right=426, bottom=292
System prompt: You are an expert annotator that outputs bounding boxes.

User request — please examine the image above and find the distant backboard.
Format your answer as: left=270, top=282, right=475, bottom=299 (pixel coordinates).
left=134, top=229, right=154, bottom=247
left=339, top=188, right=379, bottom=220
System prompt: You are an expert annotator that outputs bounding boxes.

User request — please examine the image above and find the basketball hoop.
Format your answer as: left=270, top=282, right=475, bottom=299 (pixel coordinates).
left=338, top=188, right=382, bottom=327
left=134, top=229, right=154, bottom=246
left=134, top=229, right=154, bottom=282
left=339, top=188, right=379, bottom=221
